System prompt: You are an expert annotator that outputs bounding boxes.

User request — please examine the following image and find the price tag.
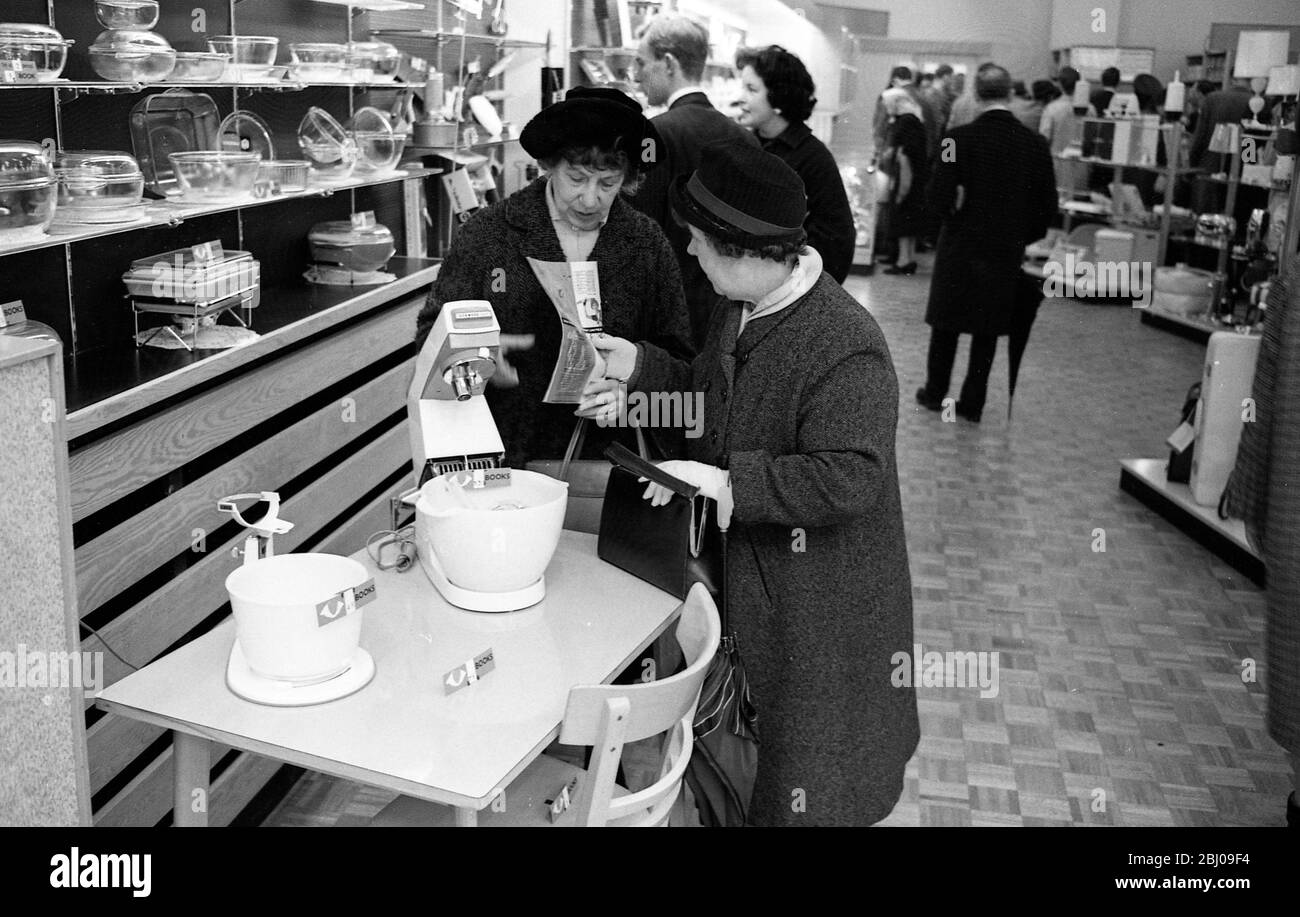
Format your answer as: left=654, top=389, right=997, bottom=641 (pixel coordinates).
left=441, top=169, right=479, bottom=214
left=191, top=240, right=224, bottom=264
left=1166, top=422, right=1196, bottom=454
left=315, top=578, right=377, bottom=627
left=443, top=647, right=495, bottom=694
left=545, top=776, right=579, bottom=823
left=350, top=210, right=376, bottom=231
left=0, top=300, right=28, bottom=328
left=0, top=60, right=38, bottom=83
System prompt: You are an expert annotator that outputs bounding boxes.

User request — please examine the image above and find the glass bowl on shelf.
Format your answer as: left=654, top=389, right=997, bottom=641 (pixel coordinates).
left=255, top=159, right=311, bottom=195
left=347, top=41, right=400, bottom=82
left=94, top=0, right=160, bottom=31
left=346, top=107, right=404, bottom=175
left=309, top=218, right=395, bottom=273
left=53, top=150, right=145, bottom=222
left=289, top=42, right=349, bottom=81
left=0, top=23, right=74, bottom=83
left=298, top=107, right=357, bottom=184
left=0, top=140, right=57, bottom=245
left=169, top=51, right=229, bottom=82
left=207, top=35, right=278, bottom=81
left=167, top=150, right=260, bottom=202
left=89, top=29, right=176, bottom=83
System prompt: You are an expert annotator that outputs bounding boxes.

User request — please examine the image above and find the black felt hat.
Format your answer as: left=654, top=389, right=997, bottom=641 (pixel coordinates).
left=670, top=139, right=807, bottom=248
left=520, top=86, right=662, bottom=171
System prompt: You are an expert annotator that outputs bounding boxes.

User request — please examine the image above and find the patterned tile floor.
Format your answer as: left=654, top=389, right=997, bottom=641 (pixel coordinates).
left=263, top=257, right=1293, bottom=827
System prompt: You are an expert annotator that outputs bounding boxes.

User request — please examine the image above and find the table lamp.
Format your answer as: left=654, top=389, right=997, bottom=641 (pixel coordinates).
left=1234, top=31, right=1290, bottom=128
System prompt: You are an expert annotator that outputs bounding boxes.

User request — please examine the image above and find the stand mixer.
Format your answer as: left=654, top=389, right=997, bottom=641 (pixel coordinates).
left=404, top=301, right=568, bottom=613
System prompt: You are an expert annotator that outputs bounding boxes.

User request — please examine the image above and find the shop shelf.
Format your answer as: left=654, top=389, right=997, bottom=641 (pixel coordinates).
left=0, top=166, right=444, bottom=260
left=64, top=256, right=440, bottom=440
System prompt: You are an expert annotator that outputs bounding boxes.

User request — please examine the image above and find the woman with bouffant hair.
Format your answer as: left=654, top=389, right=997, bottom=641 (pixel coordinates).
left=734, top=45, right=856, bottom=284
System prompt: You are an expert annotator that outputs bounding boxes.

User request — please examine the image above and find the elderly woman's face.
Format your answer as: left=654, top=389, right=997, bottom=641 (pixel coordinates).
left=686, top=225, right=747, bottom=299
left=549, top=160, right=624, bottom=231
left=737, top=65, right=780, bottom=134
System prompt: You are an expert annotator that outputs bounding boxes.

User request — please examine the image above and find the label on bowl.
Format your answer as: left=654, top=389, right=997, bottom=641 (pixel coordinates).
left=0, top=61, right=39, bottom=83
left=351, top=210, right=376, bottom=230
left=315, top=577, right=377, bottom=626
left=0, top=300, right=28, bottom=328
left=443, top=647, right=495, bottom=694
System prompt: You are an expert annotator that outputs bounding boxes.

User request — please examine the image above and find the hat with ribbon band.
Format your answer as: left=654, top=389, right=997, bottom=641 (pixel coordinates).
left=670, top=139, right=807, bottom=248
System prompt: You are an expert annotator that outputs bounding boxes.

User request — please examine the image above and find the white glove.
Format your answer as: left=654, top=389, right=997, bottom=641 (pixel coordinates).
left=490, top=334, right=534, bottom=387
left=575, top=376, right=627, bottom=426
left=589, top=333, right=638, bottom=381
left=641, top=461, right=734, bottom=530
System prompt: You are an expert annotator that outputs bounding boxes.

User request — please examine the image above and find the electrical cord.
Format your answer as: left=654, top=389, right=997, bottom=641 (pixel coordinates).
left=79, top=619, right=140, bottom=672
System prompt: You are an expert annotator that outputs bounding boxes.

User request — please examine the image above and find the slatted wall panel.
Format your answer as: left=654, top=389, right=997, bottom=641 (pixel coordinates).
left=73, top=292, right=426, bottom=826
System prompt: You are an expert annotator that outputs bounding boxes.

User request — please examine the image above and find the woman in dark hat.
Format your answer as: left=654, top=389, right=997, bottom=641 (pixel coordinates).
left=582, top=140, right=920, bottom=826
left=414, top=86, right=693, bottom=467
left=733, top=45, right=856, bottom=285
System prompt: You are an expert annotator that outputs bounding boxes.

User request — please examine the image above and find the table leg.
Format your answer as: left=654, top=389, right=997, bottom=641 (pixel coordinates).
left=173, top=732, right=210, bottom=827
left=454, top=806, right=478, bottom=827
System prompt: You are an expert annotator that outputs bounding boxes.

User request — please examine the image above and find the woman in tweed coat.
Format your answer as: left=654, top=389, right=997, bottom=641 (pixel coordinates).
left=586, top=142, right=919, bottom=826
left=1224, top=252, right=1300, bottom=826
left=415, top=87, right=693, bottom=466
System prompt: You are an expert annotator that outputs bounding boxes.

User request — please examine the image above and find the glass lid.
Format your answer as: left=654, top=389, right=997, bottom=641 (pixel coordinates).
left=91, top=29, right=174, bottom=52
left=0, top=140, right=54, bottom=187
left=55, top=150, right=143, bottom=177
left=218, top=110, right=275, bottom=160
left=309, top=218, right=394, bottom=245
left=0, top=23, right=73, bottom=44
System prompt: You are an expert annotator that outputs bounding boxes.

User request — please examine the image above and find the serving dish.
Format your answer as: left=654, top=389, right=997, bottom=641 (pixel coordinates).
left=95, top=0, right=160, bottom=30
left=348, top=41, right=400, bottom=81
left=169, top=51, right=229, bottom=82
left=289, top=42, right=349, bottom=81
left=129, top=89, right=220, bottom=195
left=54, top=150, right=145, bottom=220
left=0, top=140, right=57, bottom=244
left=309, top=218, right=395, bottom=272
left=208, top=35, right=277, bottom=80
left=256, top=159, right=310, bottom=194
left=89, top=29, right=176, bottom=83
left=0, top=23, right=73, bottom=83
left=168, top=151, right=260, bottom=202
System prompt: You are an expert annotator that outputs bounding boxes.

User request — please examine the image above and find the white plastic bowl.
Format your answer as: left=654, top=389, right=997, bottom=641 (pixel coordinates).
left=415, top=469, right=567, bottom=593
left=225, top=552, right=369, bottom=682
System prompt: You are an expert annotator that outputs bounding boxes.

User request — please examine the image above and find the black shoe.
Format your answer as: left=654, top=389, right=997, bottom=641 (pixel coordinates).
left=955, top=401, right=982, bottom=423
left=916, top=387, right=944, bottom=412
left=883, top=261, right=918, bottom=275
left=917, top=241, right=935, bottom=253
left=1289, top=792, right=1300, bottom=827
left=876, top=254, right=897, bottom=265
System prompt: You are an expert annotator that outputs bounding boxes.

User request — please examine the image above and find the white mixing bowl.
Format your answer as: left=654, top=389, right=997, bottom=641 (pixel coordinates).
left=415, top=469, right=568, bottom=593
left=226, top=552, right=369, bottom=682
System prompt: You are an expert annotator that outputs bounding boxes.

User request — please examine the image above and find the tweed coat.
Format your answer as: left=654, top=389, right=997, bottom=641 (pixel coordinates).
left=631, top=92, right=759, bottom=349
left=1224, top=254, right=1300, bottom=755
left=758, top=122, right=857, bottom=285
left=415, top=177, right=694, bottom=467
left=634, top=273, right=919, bottom=826
left=925, top=109, right=1057, bottom=337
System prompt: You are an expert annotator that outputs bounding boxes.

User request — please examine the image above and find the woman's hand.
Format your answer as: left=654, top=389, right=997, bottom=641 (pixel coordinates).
left=491, top=334, right=534, bottom=387
left=589, top=333, right=637, bottom=381
left=640, top=460, right=728, bottom=505
left=576, top=377, right=626, bottom=425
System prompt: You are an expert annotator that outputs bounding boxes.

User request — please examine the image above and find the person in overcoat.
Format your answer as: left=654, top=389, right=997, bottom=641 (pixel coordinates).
left=734, top=45, right=857, bottom=285
left=918, top=63, right=1057, bottom=422
left=1223, top=251, right=1300, bottom=826
left=878, top=87, right=931, bottom=275
left=584, top=141, right=919, bottom=826
left=415, top=87, right=693, bottom=467
left=628, top=15, right=759, bottom=349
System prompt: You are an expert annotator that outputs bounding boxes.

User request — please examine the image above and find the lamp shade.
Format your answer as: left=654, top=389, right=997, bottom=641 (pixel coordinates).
left=1233, top=30, right=1290, bottom=79
left=1208, top=122, right=1240, bottom=154
left=1266, top=64, right=1300, bottom=97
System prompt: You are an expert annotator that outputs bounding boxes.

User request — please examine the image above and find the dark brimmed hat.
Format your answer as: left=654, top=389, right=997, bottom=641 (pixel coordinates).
left=520, top=86, right=662, bottom=171
left=670, top=140, right=807, bottom=248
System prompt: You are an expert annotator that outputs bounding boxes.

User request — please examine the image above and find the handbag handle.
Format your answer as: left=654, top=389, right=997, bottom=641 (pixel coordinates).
left=604, top=442, right=699, bottom=499
left=560, top=419, right=648, bottom=480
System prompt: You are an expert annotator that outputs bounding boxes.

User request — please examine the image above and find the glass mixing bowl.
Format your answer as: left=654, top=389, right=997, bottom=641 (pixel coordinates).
left=168, top=150, right=260, bottom=202
left=346, top=106, right=403, bottom=174
left=94, top=0, right=160, bottom=30
left=289, top=42, right=349, bottom=81
left=170, top=51, right=229, bottom=81
left=298, top=107, right=357, bottom=183
left=207, top=35, right=277, bottom=80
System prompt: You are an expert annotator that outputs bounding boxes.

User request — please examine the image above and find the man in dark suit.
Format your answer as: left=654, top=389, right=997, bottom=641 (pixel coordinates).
left=630, top=15, right=758, bottom=348
left=917, top=63, right=1057, bottom=422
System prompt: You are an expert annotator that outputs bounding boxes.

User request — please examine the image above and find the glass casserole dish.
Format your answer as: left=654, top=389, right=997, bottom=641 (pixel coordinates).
left=54, top=150, right=146, bottom=222
left=0, top=23, right=74, bottom=83
left=308, top=218, right=395, bottom=273
left=0, top=140, right=57, bottom=244
left=89, top=29, right=177, bottom=82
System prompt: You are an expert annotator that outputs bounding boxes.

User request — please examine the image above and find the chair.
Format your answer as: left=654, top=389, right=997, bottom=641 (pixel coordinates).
left=371, top=582, right=722, bottom=827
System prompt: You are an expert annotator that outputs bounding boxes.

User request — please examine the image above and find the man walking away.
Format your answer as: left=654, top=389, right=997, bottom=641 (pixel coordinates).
left=917, top=63, right=1057, bottom=423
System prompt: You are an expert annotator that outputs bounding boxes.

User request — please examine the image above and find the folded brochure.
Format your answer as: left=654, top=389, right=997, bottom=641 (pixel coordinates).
left=527, top=257, right=604, bottom=404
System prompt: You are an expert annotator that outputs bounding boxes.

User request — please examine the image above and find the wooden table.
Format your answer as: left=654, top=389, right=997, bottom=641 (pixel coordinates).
left=95, top=532, right=681, bottom=827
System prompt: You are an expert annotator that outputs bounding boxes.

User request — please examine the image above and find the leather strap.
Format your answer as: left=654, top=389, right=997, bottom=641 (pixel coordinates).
left=558, top=419, right=647, bottom=480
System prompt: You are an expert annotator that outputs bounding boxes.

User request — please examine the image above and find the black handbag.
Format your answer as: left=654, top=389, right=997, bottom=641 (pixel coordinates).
left=596, top=443, right=721, bottom=600
left=527, top=421, right=647, bottom=534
